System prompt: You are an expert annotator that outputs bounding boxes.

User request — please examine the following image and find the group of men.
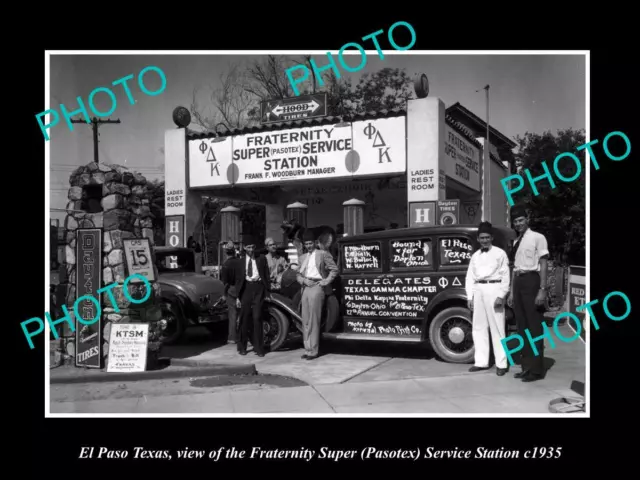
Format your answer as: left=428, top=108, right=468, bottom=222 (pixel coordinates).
left=217, top=204, right=549, bottom=380
left=465, top=204, right=549, bottom=383
left=219, top=230, right=338, bottom=360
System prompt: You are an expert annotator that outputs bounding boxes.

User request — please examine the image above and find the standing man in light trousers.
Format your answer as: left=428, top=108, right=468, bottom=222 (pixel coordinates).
left=466, top=221, right=511, bottom=376
left=296, top=230, right=338, bottom=360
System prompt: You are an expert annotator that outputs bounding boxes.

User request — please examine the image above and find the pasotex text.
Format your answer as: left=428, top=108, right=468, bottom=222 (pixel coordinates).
left=36, top=65, right=167, bottom=141
left=501, top=290, right=631, bottom=365
left=500, top=130, right=631, bottom=206
left=22, top=273, right=151, bottom=349
left=285, top=21, right=416, bottom=96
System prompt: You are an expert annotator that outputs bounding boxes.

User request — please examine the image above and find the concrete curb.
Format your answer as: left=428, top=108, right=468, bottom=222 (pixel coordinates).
left=169, top=357, right=248, bottom=368
left=50, top=362, right=256, bottom=385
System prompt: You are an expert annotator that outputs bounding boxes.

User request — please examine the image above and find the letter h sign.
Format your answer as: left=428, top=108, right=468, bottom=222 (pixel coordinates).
left=165, top=215, right=184, bottom=248
left=409, top=202, right=435, bottom=228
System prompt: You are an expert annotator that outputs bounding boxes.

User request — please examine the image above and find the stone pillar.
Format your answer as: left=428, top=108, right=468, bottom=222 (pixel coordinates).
left=220, top=206, right=241, bottom=242
left=343, top=198, right=365, bottom=236
left=286, top=201, right=308, bottom=226
left=58, top=162, right=164, bottom=369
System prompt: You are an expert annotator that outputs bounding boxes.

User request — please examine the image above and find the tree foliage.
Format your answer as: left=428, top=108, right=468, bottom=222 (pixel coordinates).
left=511, top=128, right=585, bottom=266
left=190, top=56, right=415, bottom=133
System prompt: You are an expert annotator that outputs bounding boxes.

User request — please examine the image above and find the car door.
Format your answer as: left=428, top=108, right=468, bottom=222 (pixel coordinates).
left=339, top=235, right=436, bottom=338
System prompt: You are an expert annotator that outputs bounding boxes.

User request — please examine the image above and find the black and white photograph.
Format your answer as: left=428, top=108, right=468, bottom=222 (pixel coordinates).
left=46, top=50, right=588, bottom=416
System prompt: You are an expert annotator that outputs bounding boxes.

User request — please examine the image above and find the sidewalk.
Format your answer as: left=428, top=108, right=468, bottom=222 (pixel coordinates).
left=50, top=368, right=583, bottom=414
left=50, top=324, right=585, bottom=414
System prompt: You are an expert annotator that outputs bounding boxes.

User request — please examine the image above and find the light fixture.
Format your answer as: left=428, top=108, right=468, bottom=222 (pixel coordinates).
left=334, top=116, right=350, bottom=128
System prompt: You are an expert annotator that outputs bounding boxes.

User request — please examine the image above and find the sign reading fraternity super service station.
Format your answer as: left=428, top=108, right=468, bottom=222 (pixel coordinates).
left=188, top=117, right=406, bottom=187
left=165, top=89, right=512, bottom=249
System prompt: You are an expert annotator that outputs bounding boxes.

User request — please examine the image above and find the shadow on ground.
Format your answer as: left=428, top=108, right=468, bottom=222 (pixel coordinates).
left=190, top=373, right=307, bottom=389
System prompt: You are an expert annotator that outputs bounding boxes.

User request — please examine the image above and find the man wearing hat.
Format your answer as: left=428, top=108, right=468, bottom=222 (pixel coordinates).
left=234, top=234, right=271, bottom=357
left=465, top=221, right=511, bottom=376
left=508, top=205, right=549, bottom=382
left=296, top=229, right=338, bottom=360
left=220, top=241, right=241, bottom=344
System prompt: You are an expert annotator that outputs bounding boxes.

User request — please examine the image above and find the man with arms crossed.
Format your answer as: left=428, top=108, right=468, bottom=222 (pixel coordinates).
left=264, top=237, right=288, bottom=291
left=296, top=230, right=338, bottom=360
left=507, top=205, right=549, bottom=382
left=466, top=221, right=511, bottom=376
left=234, top=235, right=270, bottom=357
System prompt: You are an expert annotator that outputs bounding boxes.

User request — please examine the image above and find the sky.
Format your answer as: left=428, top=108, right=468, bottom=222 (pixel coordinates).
left=48, top=52, right=586, bottom=218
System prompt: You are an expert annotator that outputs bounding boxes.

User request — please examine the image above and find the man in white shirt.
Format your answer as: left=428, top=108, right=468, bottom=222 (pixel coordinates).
left=465, top=221, right=511, bottom=376
left=507, top=205, right=549, bottom=382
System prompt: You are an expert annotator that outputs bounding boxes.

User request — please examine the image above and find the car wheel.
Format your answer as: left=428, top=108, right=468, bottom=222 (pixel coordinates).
left=428, top=306, right=474, bottom=364
left=159, top=301, right=186, bottom=345
left=264, top=306, right=290, bottom=352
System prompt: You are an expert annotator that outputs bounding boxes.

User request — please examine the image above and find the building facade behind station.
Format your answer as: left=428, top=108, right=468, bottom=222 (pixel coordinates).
left=164, top=96, right=516, bottom=266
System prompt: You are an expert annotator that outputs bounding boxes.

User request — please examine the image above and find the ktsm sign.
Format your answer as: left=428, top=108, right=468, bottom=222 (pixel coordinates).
left=188, top=116, right=407, bottom=188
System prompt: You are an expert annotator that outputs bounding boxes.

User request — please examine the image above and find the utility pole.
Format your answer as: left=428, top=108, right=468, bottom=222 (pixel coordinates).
left=71, top=117, right=121, bottom=163
left=476, top=85, right=491, bottom=222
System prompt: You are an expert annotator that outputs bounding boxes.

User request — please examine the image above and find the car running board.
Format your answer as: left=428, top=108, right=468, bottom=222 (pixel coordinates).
left=322, top=332, right=422, bottom=342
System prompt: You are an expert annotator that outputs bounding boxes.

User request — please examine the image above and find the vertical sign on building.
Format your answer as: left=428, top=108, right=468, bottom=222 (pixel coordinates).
left=75, top=228, right=102, bottom=369
left=407, top=98, right=446, bottom=206
left=165, top=215, right=184, bottom=247
left=165, top=129, right=187, bottom=218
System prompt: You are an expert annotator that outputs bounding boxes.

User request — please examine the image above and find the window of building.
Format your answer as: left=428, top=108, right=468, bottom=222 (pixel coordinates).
left=389, top=238, right=433, bottom=270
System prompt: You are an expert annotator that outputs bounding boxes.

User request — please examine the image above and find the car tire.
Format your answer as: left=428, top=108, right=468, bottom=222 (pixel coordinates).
left=428, top=306, right=474, bottom=364
left=264, top=306, right=290, bottom=352
left=159, top=300, right=186, bottom=345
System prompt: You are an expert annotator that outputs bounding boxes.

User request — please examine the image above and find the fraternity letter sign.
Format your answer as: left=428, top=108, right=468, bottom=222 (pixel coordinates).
left=75, top=228, right=102, bottom=369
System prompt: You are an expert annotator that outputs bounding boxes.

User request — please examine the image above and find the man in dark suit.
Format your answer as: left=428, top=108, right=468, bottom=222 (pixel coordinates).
left=220, top=241, right=241, bottom=344
left=234, top=235, right=270, bottom=357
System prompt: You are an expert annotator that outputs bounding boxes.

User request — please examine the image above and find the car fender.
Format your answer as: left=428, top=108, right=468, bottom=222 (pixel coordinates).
left=161, top=289, right=194, bottom=324
left=421, top=288, right=468, bottom=341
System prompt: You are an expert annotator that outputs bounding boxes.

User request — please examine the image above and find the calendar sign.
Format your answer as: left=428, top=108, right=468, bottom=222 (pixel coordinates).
left=123, top=238, right=155, bottom=282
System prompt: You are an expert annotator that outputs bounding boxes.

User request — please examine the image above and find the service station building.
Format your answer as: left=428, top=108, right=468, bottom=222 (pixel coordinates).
left=164, top=94, right=516, bottom=265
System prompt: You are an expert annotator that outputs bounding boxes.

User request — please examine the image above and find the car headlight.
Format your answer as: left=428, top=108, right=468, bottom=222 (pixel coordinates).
left=199, top=294, right=211, bottom=307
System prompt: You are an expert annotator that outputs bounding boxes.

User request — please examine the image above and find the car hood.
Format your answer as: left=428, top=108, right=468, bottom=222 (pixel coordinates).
left=158, top=272, right=224, bottom=298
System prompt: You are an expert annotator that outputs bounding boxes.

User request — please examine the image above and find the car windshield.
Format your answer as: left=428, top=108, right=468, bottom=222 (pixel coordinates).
left=156, top=251, right=195, bottom=273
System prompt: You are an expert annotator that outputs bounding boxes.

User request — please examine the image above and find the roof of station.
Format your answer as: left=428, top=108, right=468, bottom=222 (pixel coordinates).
left=186, top=106, right=505, bottom=166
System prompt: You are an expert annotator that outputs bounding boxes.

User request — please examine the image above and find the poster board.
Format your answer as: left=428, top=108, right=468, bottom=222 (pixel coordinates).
left=107, top=323, right=149, bottom=372
left=75, top=228, right=102, bottom=369
left=568, top=265, right=586, bottom=339
left=123, top=238, right=155, bottom=283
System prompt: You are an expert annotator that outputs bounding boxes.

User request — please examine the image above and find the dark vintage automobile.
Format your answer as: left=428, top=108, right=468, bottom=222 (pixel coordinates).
left=156, top=245, right=290, bottom=347
left=264, top=225, right=517, bottom=363
left=155, top=246, right=228, bottom=344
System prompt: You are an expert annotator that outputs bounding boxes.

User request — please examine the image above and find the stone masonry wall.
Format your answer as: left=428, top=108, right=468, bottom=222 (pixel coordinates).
left=57, top=162, right=164, bottom=368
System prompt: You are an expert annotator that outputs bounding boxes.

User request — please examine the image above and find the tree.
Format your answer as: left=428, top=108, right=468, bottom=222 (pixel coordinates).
left=511, top=128, right=586, bottom=266
left=190, top=55, right=415, bottom=132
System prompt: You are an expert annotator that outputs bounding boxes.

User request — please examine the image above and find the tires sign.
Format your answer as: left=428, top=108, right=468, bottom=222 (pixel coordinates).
left=76, top=228, right=102, bottom=369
